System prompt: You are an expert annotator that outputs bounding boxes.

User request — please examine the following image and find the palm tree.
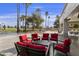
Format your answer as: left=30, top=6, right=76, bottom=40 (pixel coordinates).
left=17, top=3, right=20, bottom=33
left=20, top=15, right=25, bottom=31
left=45, top=11, right=48, bottom=28
left=24, top=3, right=31, bottom=31
left=53, top=15, right=60, bottom=28
left=32, top=9, right=44, bottom=29
left=48, top=16, right=50, bottom=28
left=35, top=8, right=41, bottom=18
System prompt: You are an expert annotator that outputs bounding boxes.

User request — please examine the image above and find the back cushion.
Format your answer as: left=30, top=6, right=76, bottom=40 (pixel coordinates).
left=51, top=34, right=58, bottom=39
left=64, top=38, right=71, bottom=47
left=43, top=33, right=49, bottom=38
left=32, top=33, right=38, bottom=38
left=19, top=35, right=27, bottom=42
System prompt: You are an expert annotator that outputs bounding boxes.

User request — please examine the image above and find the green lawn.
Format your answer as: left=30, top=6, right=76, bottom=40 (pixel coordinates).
left=5, top=28, right=16, bottom=32
left=0, top=28, right=17, bottom=32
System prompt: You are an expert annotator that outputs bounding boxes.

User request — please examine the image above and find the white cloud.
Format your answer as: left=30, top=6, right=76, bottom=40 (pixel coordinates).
left=0, top=13, right=17, bottom=26
left=0, top=16, right=16, bottom=19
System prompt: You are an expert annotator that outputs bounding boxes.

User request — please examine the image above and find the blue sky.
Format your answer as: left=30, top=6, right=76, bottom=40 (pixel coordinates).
left=0, top=3, right=64, bottom=27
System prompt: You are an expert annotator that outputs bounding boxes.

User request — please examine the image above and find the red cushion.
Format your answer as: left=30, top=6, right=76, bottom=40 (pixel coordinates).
left=42, top=37, right=48, bottom=40
left=28, top=44, right=47, bottom=52
left=32, top=34, right=38, bottom=38
left=51, top=34, right=58, bottom=39
left=64, top=38, right=71, bottom=47
left=23, top=40, right=32, bottom=43
left=19, top=35, right=28, bottom=42
left=33, top=38, right=40, bottom=41
left=16, top=42, right=29, bottom=47
left=32, top=33, right=40, bottom=41
left=43, top=33, right=49, bottom=38
left=54, top=44, right=67, bottom=53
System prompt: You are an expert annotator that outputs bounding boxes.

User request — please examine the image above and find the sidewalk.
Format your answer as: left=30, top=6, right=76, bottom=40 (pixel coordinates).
left=0, top=32, right=38, bottom=56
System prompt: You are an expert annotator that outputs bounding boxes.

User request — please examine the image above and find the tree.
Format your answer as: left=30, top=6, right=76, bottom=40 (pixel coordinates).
left=31, top=13, right=44, bottom=29
left=53, top=15, right=60, bottom=28
left=24, top=3, right=31, bottom=31
left=32, top=8, right=44, bottom=29
left=45, top=11, right=48, bottom=28
left=17, top=3, right=20, bottom=33
left=48, top=16, right=50, bottom=28
left=20, top=15, right=26, bottom=31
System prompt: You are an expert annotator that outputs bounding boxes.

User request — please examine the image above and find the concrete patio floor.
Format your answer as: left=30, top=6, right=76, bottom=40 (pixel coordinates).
left=0, top=31, right=79, bottom=56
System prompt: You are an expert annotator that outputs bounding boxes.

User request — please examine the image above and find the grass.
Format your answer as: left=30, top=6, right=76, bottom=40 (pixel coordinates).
left=0, top=28, right=16, bottom=32
left=5, top=28, right=16, bottom=32
left=0, top=27, right=55, bottom=32
left=0, top=28, right=41, bottom=32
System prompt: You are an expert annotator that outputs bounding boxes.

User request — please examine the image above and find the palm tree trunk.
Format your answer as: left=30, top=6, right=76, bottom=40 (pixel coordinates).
left=17, top=3, right=20, bottom=33
left=25, top=4, right=27, bottom=32
left=45, top=16, right=47, bottom=28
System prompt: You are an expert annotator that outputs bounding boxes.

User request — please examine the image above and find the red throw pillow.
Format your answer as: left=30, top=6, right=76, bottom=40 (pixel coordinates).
left=43, top=33, right=49, bottom=38
left=32, top=34, right=38, bottom=38
left=19, top=35, right=27, bottom=42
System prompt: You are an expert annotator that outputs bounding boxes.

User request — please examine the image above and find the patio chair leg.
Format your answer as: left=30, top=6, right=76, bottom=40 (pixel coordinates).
left=17, top=53, right=19, bottom=56
left=53, top=46, right=54, bottom=56
left=53, top=49, right=54, bottom=56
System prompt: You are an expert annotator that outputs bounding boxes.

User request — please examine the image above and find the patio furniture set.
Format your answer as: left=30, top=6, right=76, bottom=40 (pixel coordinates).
left=14, top=33, right=72, bottom=56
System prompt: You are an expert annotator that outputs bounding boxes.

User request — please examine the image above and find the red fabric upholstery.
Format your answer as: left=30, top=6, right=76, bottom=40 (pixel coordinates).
left=54, top=44, right=67, bottom=53
left=32, top=33, right=40, bottom=41
left=64, top=38, right=71, bottom=47
left=54, top=38, right=71, bottom=53
left=42, top=33, right=49, bottom=40
left=19, top=34, right=32, bottom=43
left=19, top=35, right=27, bottom=42
left=28, top=44, right=47, bottom=52
left=16, top=42, right=29, bottom=47
left=50, top=34, right=58, bottom=41
left=16, top=42, right=29, bottom=56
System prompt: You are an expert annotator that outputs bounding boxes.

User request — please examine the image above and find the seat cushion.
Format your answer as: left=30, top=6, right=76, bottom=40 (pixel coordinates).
left=28, top=44, right=47, bottom=52
left=23, top=40, right=32, bottom=43
left=33, top=38, right=40, bottom=41
left=42, top=37, right=48, bottom=40
left=54, top=43, right=67, bottom=53
left=16, top=42, right=29, bottom=47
